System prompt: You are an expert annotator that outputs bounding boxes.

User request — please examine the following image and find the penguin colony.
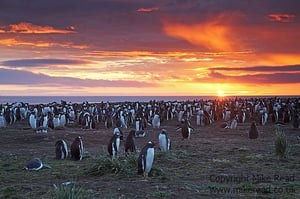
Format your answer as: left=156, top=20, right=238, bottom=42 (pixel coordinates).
left=5, top=97, right=298, bottom=174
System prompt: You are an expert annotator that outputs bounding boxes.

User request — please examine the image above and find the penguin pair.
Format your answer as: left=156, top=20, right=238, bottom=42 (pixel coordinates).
left=108, top=128, right=123, bottom=159
left=138, top=141, right=156, bottom=177
left=71, top=136, right=84, bottom=160
left=55, top=139, right=69, bottom=160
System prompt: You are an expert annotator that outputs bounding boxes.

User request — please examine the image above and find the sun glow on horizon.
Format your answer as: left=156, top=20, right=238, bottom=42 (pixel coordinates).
left=217, top=90, right=226, bottom=97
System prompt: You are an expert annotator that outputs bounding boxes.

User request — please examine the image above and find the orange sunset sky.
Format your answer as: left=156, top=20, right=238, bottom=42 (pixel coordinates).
left=0, top=0, right=300, bottom=96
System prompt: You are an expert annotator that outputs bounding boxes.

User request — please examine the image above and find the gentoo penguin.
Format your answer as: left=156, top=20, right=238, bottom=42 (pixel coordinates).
left=108, top=128, right=123, bottom=159
left=158, top=129, right=171, bottom=152
left=135, top=117, right=142, bottom=131
left=152, top=114, right=160, bottom=128
left=29, top=112, right=37, bottom=129
left=0, top=112, right=7, bottom=128
left=135, top=130, right=147, bottom=138
left=71, top=136, right=84, bottom=160
left=177, top=119, right=193, bottom=140
left=23, top=158, right=51, bottom=171
left=138, top=141, right=156, bottom=177
left=225, top=116, right=238, bottom=129
left=125, top=130, right=136, bottom=154
left=53, top=114, right=60, bottom=128
left=293, top=114, right=299, bottom=128
left=55, top=140, right=68, bottom=160
left=249, top=122, right=259, bottom=139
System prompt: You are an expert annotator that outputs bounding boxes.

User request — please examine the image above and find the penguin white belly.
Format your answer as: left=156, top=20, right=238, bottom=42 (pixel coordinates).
left=53, top=117, right=60, bottom=128
left=79, top=140, right=84, bottom=160
left=135, top=120, right=140, bottom=131
left=0, top=116, right=6, bottom=127
left=29, top=115, right=36, bottom=129
left=230, top=119, right=237, bottom=129
left=196, top=115, right=200, bottom=126
left=42, top=116, right=48, bottom=127
left=62, top=140, right=68, bottom=159
left=145, top=148, right=154, bottom=174
left=111, top=143, right=116, bottom=159
left=187, top=127, right=192, bottom=138
left=159, top=134, right=167, bottom=152
left=116, top=137, right=120, bottom=152
left=120, top=116, right=127, bottom=128
left=60, top=115, right=66, bottom=126
left=152, top=115, right=160, bottom=128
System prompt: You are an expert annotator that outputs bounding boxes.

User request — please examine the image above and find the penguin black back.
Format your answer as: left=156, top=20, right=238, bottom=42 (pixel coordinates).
left=125, top=130, right=136, bottom=153
left=249, top=122, right=258, bottom=139
left=138, top=141, right=155, bottom=177
left=108, top=128, right=123, bottom=159
left=55, top=140, right=68, bottom=160
left=71, top=136, right=83, bottom=160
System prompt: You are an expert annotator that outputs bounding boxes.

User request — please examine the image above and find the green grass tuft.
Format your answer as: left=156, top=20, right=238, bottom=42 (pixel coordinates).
left=48, top=184, right=93, bottom=199
left=85, top=154, right=138, bottom=177
left=275, top=129, right=289, bottom=160
left=0, top=186, right=21, bottom=199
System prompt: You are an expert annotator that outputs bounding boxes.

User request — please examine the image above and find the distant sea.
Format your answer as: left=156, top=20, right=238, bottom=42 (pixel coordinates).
left=0, top=96, right=217, bottom=104
left=0, top=96, right=298, bottom=104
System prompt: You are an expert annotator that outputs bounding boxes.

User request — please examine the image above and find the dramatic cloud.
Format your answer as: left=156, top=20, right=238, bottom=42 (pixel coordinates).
left=0, top=38, right=87, bottom=49
left=1, top=59, right=93, bottom=67
left=267, top=14, right=296, bottom=22
left=210, top=65, right=300, bottom=72
left=0, top=22, right=76, bottom=34
left=0, top=68, right=157, bottom=87
left=0, top=0, right=299, bottom=96
left=162, top=13, right=244, bottom=51
left=194, top=71, right=300, bottom=84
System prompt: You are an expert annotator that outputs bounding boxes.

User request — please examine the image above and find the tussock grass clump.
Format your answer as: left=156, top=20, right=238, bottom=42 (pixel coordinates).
left=85, top=154, right=138, bottom=177
left=0, top=186, right=20, bottom=199
left=48, top=184, right=93, bottom=199
left=275, top=129, right=289, bottom=160
left=156, top=150, right=190, bottom=160
left=85, top=153, right=165, bottom=177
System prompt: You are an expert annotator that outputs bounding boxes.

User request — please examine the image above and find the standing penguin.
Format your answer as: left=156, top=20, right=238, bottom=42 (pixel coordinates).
left=29, top=112, right=37, bottom=129
left=138, top=141, right=156, bottom=177
left=0, top=112, right=7, bottom=128
left=177, top=119, right=193, bottom=140
left=158, top=129, right=171, bottom=152
left=55, top=140, right=68, bottom=160
left=293, top=114, right=299, bottom=128
left=71, top=136, right=84, bottom=160
left=108, top=128, right=123, bottom=159
left=152, top=113, right=160, bottom=128
left=249, top=122, right=259, bottom=139
left=125, top=130, right=136, bottom=154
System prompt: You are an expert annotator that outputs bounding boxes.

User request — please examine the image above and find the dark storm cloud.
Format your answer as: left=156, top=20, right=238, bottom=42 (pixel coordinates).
left=210, top=65, right=300, bottom=72
left=0, top=68, right=157, bottom=87
left=1, top=59, right=93, bottom=67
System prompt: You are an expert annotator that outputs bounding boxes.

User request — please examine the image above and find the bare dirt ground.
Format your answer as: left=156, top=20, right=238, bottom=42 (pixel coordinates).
left=0, top=118, right=299, bottom=199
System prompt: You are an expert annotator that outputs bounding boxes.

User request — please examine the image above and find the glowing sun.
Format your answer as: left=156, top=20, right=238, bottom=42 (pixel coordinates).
left=217, top=90, right=226, bottom=97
